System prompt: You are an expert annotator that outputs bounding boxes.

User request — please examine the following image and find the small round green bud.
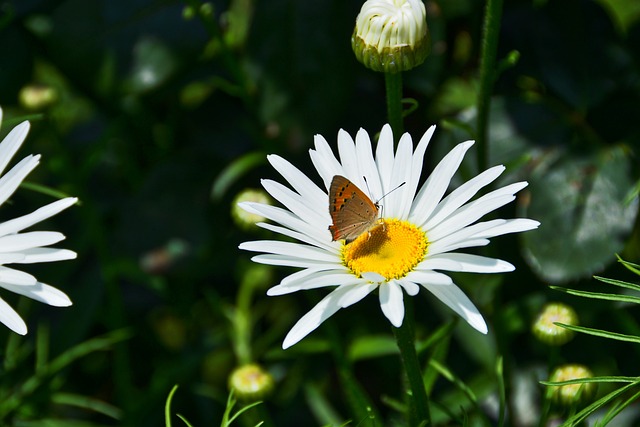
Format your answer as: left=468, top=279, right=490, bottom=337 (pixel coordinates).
left=532, top=302, right=579, bottom=346
left=232, top=188, right=271, bottom=231
left=352, top=0, right=430, bottom=73
left=18, top=84, right=58, bottom=110
left=548, top=364, right=596, bottom=407
left=228, top=364, right=274, bottom=401
left=182, top=6, right=195, bottom=20
left=199, top=3, right=214, bottom=17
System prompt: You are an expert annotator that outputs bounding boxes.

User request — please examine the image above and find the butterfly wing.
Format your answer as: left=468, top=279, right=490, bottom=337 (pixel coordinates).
left=329, top=175, right=379, bottom=242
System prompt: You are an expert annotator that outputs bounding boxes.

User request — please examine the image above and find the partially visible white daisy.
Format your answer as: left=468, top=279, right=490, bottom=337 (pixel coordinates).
left=0, top=109, right=77, bottom=335
left=240, top=124, right=539, bottom=349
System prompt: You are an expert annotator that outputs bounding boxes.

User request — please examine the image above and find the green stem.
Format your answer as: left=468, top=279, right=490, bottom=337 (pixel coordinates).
left=385, top=72, right=404, bottom=141
left=393, top=298, right=431, bottom=426
left=476, top=0, right=504, bottom=172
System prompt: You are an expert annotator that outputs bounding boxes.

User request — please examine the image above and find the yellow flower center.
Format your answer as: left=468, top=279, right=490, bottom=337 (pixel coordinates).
left=342, top=219, right=428, bottom=280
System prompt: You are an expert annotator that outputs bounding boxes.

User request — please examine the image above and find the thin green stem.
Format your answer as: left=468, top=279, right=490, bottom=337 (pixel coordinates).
left=393, top=298, right=431, bottom=426
left=385, top=72, right=404, bottom=141
left=476, top=0, right=504, bottom=172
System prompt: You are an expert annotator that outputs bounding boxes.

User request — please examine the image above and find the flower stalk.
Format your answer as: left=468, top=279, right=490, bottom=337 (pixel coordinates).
left=476, top=0, right=504, bottom=172
left=385, top=72, right=404, bottom=142
left=393, top=298, right=431, bottom=426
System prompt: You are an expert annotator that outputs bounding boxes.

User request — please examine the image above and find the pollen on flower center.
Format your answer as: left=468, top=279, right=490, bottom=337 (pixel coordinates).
left=342, top=219, right=428, bottom=281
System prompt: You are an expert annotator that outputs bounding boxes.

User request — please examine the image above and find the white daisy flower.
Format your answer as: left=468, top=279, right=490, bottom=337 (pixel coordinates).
left=239, top=124, right=539, bottom=349
left=0, top=109, right=77, bottom=335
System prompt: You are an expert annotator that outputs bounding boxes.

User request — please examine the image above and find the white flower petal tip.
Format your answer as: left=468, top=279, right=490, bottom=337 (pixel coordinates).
left=0, top=297, right=27, bottom=335
left=240, top=125, right=538, bottom=347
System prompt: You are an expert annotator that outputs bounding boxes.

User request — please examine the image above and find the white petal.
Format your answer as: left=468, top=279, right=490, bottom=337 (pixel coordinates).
left=0, top=266, right=37, bottom=285
left=267, top=155, right=327, bottom=212
left=421, top=282, right=488, bottom=334
left=241, top=202, right=328, bottom=242
left=355, top=129, right=383, bottom=202
left=403, top=126, right=435, bottom=218
left=262, top=179, right=328, bottom=227
left=421, top=253, right=514, bottom=273
left=1, top=281, right=72, bottom=306
left=423, top=165, right=505, bottom=230
left=310, top=134, right=344, bottom=190
left=410, top=141, right=474, bottom=226
left=379, top=281, right=404, bottom=327
left=337, top=129, right=359, bottom=180
left=0, top=121, right=29, bottom=176
left=0, top=231, right=65, bottom=252
left=427, top=194, right=517, bottom=242
left=398, top=279, right=420, bottom=296
left=337, top=282, right=377, bottom=308
left=15, top=248, right=77, bottom=264
left=250, top=254, right=340, bottom=269
left=361, top=271, right=385, bottom=282
left=282, top=284, right=359, bottom=349
left=268, top=272, right=361, bottom=295
left=0, top=155, right=40, bottom=207
left=0, top=253, right=26, bottom=264
left=407, top=270, right=453, bottom=285
left=472, top=218, right=540, bottom=239
left=0, top=198, right=77, bottom=237
left=257, top=222, right=337, bottom=253
left=240, top=240, right=336, bottom=262
left=0, top=296, right=27, bottom=335
left=428, top=220, right=500, bottom=256
left=375, top=124, right=395, bottom=189
left=387, top=132, right=413, bottom=218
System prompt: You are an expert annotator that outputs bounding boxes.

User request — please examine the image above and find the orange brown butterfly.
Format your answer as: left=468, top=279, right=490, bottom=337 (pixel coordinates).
left=328, top=175, right=405, bottom=243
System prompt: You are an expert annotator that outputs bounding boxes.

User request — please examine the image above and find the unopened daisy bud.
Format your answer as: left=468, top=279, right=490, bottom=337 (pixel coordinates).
left=19, top=84, right=58, bottom=110
left=532, top=302, right=578, bottom=346
left=352, top=0, right=430, bottom=73
left=232, top=188, right=271, bottom=231
left=548, top=364, right=596, bottom=406
left=228, top=364, right=274, bottom=401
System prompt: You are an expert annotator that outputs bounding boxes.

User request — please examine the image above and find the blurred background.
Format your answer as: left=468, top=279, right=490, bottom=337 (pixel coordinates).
left=0, top=0, right=639, bottom=425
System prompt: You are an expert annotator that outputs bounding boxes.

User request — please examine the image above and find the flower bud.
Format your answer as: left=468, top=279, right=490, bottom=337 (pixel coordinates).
left=532, top=302, right=578, bottom=346
left=352, top=0, right=430, bottom=73
left=19, top=84, right=58, bottom=110
left=548, top=364, right=596, bottom=406
left=228, top=364, right=274, bottom=401
left=232, top=188, right=271, bottom=231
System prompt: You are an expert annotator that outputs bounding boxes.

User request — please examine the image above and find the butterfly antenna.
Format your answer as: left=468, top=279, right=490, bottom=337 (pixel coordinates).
left=378, top=181, right=406, bottom=202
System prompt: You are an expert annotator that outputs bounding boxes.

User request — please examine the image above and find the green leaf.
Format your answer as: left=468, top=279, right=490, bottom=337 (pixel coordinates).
left=211, top=151, right=267, bottom=200
left=559, top=382, right=637, bottom=426
left=428, top=360, right=478, bottom=404
left=541, top=376, right=639, bottom=386
left=618, top=256, right=640, bottom=276
left=594, top=0, right=640, bottom=34
left=555, top=323, right=640, bottom=344
left=521, top=146, right=639, bottom=283
left=52, top=393, right=122, bottom=420
left=304, top=383, right=344, bottom=426
left=550, top=286, right=640, bottom=304
left=165, top=385, right=179, bottom=427
left=593, top=276, right=640, bottom=293
left=347, top=335, right=397, bottom=361
left=599, top=388, right=640, bottom=425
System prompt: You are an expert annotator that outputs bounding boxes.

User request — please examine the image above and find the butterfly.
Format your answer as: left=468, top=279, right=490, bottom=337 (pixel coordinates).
left=328, top=175, right=380, bottom=243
